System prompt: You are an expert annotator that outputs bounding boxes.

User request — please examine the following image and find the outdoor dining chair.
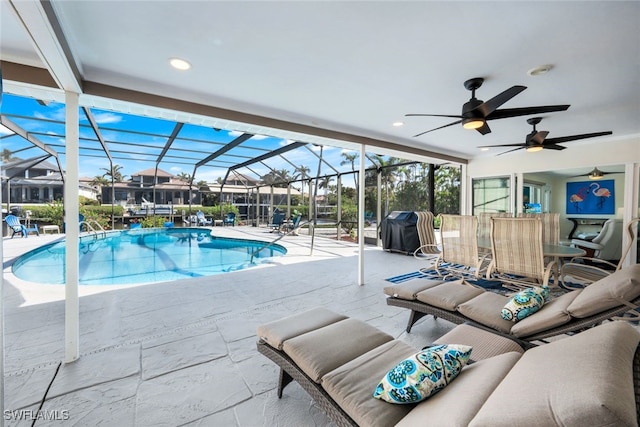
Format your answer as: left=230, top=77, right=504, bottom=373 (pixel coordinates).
left=223, top=212, right=236, bottom=226
left=412, top=211, right=440, bottom=265
left=517, top=212, right=560, bottom=244
left=487, top=217, right=556, bottom=291
left=434, top=214, right=490, bottom=279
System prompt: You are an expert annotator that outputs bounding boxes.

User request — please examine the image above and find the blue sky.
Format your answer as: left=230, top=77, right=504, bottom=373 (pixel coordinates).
left=0, top=93, right=366, bottom=186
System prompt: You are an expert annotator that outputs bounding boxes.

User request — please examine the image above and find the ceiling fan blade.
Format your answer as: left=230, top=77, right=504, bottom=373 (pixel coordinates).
left=477, top=143, right=526, bottom=148
left=413, top=120, right=461, bottom=137
left=543, top=144, right=566, bottom=150
left=476, top=86, right=526, bottom=116
left=475, top=122, right=492, bottom=135
left=487, top=105, right=571, bottom=120
left=496, top=146, right=526, bottom=156
left=531, top=131, right=549, bottom=145
left=405, top=113, right=463, bottom=119
left=543, top=131, right=612, bottom=145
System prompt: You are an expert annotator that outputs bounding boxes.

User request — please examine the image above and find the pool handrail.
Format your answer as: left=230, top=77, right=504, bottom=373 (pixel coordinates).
left=80, top=219, right=107, bottom=240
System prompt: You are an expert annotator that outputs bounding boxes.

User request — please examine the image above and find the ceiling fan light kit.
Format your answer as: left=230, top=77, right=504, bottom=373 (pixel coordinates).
left=588, top=167, right=605, bottom=180
left=462, top=117, right=485, bottom=130
left=526, top=145, right=543, bottom=153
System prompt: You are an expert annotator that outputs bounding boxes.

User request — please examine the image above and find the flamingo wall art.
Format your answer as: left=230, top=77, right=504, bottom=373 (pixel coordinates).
left=566, top=179, right=615, bottom=215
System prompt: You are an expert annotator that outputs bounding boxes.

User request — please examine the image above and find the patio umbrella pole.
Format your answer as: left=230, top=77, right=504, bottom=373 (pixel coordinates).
left=310, top=145, right=323, bottom=256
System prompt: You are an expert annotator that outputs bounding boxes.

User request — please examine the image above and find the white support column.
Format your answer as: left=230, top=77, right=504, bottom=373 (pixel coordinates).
left=1, top=164, right=5, bottom=426
left=358, top=145, right=366, bottom=286
left=460, top=164, right=468, bottom=215
left=622, top=163, right=639, bottom=267
left=65, top=91, right=80, bottom=363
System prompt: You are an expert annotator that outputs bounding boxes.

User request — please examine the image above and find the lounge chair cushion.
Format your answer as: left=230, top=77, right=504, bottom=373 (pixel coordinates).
left=416, top=281, right=484, bottom=310
left=395, top=352, right=521, bottom=427
left=321, top=340, right=419, bottom=427
left=500, top=286, right=549, bottom=322
left=283, top=318, right=393, bottom=382
left=434, top=323, right=524, bottom=360
left=510, top=289, right=581, bottom=338
left=373, top=344, right=472, bottom=404
left=566, top=264, right=640, bottom=318
left=256, top=307, right=348, bottom=349
left=456, top=293, right=513, bottom=334
left=469, top=321, right=640, bottom=427
left=383, top=278, right=450, bottom=300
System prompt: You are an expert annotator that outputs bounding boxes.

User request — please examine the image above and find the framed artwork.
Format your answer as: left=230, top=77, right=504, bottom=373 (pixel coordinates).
left=566, top=179, right=615, bottom=215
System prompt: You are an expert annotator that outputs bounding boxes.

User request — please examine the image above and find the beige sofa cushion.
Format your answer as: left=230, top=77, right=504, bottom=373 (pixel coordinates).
left=469, top=321, right=640, bottom=427
left=434, top=323, right=524, bottom=361
left=282, top=318, right=393, bottom=382
left=456, top=292, right=513, bottom=334
left=396, top=352, right=521, bottom=427
left=383, top=278, right=452, bottom=300
left=567, top=264, right=640, bottom=318
left=321, top=340, right=419, bottom=427
left=256, top=307, right=347, bottom=350
left=416, top=281, right=484, bottom=310
left=510, top=289, right=581, bottom=338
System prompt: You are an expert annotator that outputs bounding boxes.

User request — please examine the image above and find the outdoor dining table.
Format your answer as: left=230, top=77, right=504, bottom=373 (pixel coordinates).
left=477, top=237, right=587, bottom=285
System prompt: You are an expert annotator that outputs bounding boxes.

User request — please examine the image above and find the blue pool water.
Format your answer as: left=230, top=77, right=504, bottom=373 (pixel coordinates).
left=12, top=228, right=287, bottom=285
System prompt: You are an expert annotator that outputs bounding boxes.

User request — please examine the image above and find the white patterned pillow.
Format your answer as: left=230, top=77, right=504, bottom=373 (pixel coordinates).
left=373, top=344, right=472, bottom=404
left=501, top=286, right=549, bottom=322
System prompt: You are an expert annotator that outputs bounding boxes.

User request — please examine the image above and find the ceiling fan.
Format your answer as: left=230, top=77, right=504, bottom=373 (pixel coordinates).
left=571, top=167, right=617, bottom=180
left=406, top=77, right=570, bottom=137
left=477, top=117, right=612, bottom=156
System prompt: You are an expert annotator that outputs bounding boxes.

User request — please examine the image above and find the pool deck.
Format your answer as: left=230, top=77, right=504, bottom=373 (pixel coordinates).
left=1, top=226, right=451, bottom=426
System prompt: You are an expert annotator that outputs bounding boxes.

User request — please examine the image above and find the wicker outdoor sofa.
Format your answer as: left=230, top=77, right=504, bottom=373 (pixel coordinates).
left=385, top=263, right=640, bottom=342
left=257, top=307, right=640, bottom=427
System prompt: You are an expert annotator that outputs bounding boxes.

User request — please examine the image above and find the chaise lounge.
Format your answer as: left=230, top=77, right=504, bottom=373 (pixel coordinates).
left=257, top=307, right=640, bottom=426
left=385, top=264, right=640, bottom=342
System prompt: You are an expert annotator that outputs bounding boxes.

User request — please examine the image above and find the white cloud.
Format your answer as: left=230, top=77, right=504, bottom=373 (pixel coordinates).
left=0, top=124, right=12, bottom=135
left=91, top=112, right=122, bottom=124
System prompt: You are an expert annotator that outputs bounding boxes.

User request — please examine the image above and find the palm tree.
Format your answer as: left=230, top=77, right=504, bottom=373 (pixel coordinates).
left=100, top=164, right=125, bottom=182
left=318, top=176, right=333, bottom=204
left=91, top=175, right=109, bottom=188
left=294, top=165, right=311, bottom=203
left=1, top=149, right=15, bottom=162
left=340, top=152, right=358, bottom=192
left=177, top=172, right=191, bottom=183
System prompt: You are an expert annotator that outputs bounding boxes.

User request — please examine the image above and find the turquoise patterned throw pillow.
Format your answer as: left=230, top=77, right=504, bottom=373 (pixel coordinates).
left=501, top=286, right=549, bottom=322
left=373, top=344, right=472, bottom=404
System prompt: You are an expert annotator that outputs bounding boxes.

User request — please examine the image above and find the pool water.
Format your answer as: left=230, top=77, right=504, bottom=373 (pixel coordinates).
left=12, top=228, right=287, bottom=285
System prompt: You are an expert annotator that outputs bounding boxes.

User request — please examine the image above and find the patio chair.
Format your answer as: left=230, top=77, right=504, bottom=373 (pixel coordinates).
left=517, top=212, right=560, bottom=244
left=434, top=214, right=490, bottom=279
left=5, top=214, right=28, bottom=238
left=412, top=211, right=440, bottom=265
left=477, top=212, right=513, bottom=240
left=281, top=213, right=302, bottom=235
left=560, top=217, right=639, bottom=288
left=569, top=218, right=623, bottom=263
left=222, top=212, right=236, bottom=226
left=268, top=211, right=286, bottom=232
left=487, top=217, right=556, bottom=291
left=196, top=211, right=212, bottom=226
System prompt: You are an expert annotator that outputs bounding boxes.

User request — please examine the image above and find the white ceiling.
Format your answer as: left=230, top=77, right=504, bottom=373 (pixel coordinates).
left=2, top=0, right=639, bottom=164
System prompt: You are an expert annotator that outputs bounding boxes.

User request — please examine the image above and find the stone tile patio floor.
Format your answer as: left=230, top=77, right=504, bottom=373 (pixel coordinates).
left=2, top=226, right=454, bottom=426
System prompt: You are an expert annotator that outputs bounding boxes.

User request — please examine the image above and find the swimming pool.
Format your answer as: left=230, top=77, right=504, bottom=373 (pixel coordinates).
left=12, top=228, right=287, bottom=285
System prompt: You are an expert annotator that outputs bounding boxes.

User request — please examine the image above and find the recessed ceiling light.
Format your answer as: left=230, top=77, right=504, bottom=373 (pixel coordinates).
left=527, top=64, right=553, bottom=76
left=392, top=121, right=404, bottom=127
left=169, top=58, right=191, bottom=70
